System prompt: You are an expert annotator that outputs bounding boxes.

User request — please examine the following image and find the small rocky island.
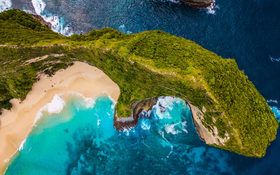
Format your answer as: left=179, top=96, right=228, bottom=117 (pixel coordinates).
left=0, top=10, right=278, bottom=159
left=179, top=0, right=214, bottom=8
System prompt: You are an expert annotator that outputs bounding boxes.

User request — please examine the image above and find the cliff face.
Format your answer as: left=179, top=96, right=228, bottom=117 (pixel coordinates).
left=1, top=9, right=278, bottom=158
left=113, top=97, right=228, bottom=147
left=114, top=97, right=158, bottom=131
left=188, top=104, right=229, bottom=145
left=179, top=0, right=213, bottom=8
left=31, top=14, right=52, bottom=29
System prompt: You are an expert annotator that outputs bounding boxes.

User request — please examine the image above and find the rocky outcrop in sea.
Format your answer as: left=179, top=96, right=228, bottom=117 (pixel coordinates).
left=179, top=0, right=214, bottom=8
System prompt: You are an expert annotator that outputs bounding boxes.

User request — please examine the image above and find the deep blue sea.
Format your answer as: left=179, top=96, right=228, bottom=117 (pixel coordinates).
left=5, top=0, right=279, bottom=103
left=1, top=0, right=280, bottom=174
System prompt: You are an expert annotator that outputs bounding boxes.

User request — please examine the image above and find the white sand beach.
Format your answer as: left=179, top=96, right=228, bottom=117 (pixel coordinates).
left=0, top=61, right=120, bottom=173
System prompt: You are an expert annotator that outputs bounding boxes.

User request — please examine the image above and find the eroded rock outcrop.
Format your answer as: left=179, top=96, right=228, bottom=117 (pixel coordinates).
left=32, top=14, right=52, bottom=29
left=113, top=96, right=227, bottom=147
left=188, top=104, right=229, bottom=145
left=114, top=97, right=158, bottom=131
left=179, top=0, right=214, bottom=8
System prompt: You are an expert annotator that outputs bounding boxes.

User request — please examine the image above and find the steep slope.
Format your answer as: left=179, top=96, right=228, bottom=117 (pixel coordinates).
left=0, top=9, right=278, bottom=157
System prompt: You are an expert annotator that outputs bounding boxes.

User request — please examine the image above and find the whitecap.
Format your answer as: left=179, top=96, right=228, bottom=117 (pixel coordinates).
left=19, top=138, right=27, bottom=151
left=0, top=0, right=12, bottom=12
left=267, top=99, right=278, bottom=104
left=34, top=92, right=99, bottom=125
left=164, top=122, right=182, bottom=134
left=67, top=92, right=96, bottom=108
left=206, top=0, right=217, bottom=15
left=34, top=94, right=66, bottom=125
left=123, top=128, right=131, bottom=136
left=181, top=121, right=189, bottom=134
left=118, top=24, right=132, bottom=34
left=40, top=14, right=73, bottom=36
left=141, top=118, right=151, bottom=130
left=31, top=0, right=74, bottom=36
left=31, top=0, right=46, bottom=15
left=161, top=0, right=181, bottom=4
left=153, top=96, right=183, bottom=120
left=270, top=106, right=280, bottom=122
left=269, top=56, right=280, bottom=62
left=44, top=94, right=66, bottom=114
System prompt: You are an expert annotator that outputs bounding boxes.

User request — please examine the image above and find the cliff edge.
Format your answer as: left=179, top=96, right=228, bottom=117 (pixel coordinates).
left=0, top=9, right=278, bottom=158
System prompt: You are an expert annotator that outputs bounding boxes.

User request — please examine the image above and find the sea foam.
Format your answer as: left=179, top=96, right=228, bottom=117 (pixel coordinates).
left=165, top=122, right=182, bottom=134
left=33, top=92, right=101, bottom=125
left=118, top=24, right=132, bottom=34
left=267, top=99, right=278, bottom=104
left=271, top=106, right=280, bottom=122
left=165, top=0, right=181, bottom=4
left=154, top=96, right=182, bottom=119
left=34, top=94, right=66, bottom=125
left=31, top=0, right=73, bottom=36
left=206, top=0, right=217, bottom=15
left=269, top=56, right=280, bottom=62
left=31, top=0, right=46, bottom=15
left=0, top=0, right=12, bottom=12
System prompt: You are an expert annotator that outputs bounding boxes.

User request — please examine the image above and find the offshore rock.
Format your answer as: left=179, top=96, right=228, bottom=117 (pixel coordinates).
left=179, top=0, right=214, bottom=8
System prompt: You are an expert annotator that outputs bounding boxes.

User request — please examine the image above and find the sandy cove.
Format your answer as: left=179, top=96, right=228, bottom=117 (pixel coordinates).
left=0, top=61, right=120, bottom=173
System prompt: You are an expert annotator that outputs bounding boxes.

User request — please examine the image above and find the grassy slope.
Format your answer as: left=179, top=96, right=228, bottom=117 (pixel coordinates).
left=0, top=9, right=278, bottom=157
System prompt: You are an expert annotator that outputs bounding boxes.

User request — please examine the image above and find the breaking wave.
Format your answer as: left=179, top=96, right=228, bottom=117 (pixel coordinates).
left=269, top=56, right=280, bottom=62
left=31, top=0, right=45, bottom=15
left=267, top=99, right=278, bottom=104
left=267, top=99, right=280, bottom=122
left=206, top=0, right=217, bottom=15
left=31, top=0, right=73, bottom=35
left=271, top=106, right=280, bottom=122
left=0, top=0, right=12, bottom=12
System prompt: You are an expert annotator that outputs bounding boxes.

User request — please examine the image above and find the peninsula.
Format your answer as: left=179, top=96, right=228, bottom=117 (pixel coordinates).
left=0, top=10, right=278, bottom=173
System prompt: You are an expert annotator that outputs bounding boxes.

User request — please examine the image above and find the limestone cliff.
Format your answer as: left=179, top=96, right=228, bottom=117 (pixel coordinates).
left=114, top=97, right=228, bottom=147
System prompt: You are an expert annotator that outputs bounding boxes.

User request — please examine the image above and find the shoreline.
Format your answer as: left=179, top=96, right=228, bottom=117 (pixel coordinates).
left=0, top=61, right=223, bottom=173
left=0, top=61, right=120, bottom=173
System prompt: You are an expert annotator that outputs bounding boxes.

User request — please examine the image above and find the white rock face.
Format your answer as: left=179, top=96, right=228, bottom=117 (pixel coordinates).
left=188, top=104, right=229, bottom=145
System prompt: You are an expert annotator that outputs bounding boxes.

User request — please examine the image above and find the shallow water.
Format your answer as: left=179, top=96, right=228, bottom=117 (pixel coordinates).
left=5, top=95, right=280, bottom=175
left=2, top=0, right=280, bottom=174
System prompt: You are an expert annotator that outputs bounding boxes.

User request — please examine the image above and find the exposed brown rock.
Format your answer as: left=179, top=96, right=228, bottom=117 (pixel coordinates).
left=114, top=97, right=158, bottom=131
left=113, top=96, right=228, bottom=147
left=31, top=14, right=52, bottom=29
left=179, top=0, right=214, bottom=8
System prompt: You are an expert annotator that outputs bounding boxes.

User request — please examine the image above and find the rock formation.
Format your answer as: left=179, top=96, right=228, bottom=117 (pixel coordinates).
left=179, top=0, right=214, bottom=8
left=32, top=14, right=52, bottom=29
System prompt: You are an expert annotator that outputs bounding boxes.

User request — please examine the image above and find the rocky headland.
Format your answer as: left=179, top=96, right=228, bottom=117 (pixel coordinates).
left=31, top=14, right=52, bottom=29
left=0, top=9, right=278, bottom=159
left=113, top=97, right=228, bottom=146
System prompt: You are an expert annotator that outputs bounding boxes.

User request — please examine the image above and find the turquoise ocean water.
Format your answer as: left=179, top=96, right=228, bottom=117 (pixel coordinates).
left=1, top=0, right=280, bottom=174
left=6, top=94, right=280, bottom=174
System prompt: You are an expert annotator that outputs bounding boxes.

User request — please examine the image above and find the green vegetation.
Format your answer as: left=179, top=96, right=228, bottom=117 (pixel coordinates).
left=0, top=9, right=278, bottom=158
